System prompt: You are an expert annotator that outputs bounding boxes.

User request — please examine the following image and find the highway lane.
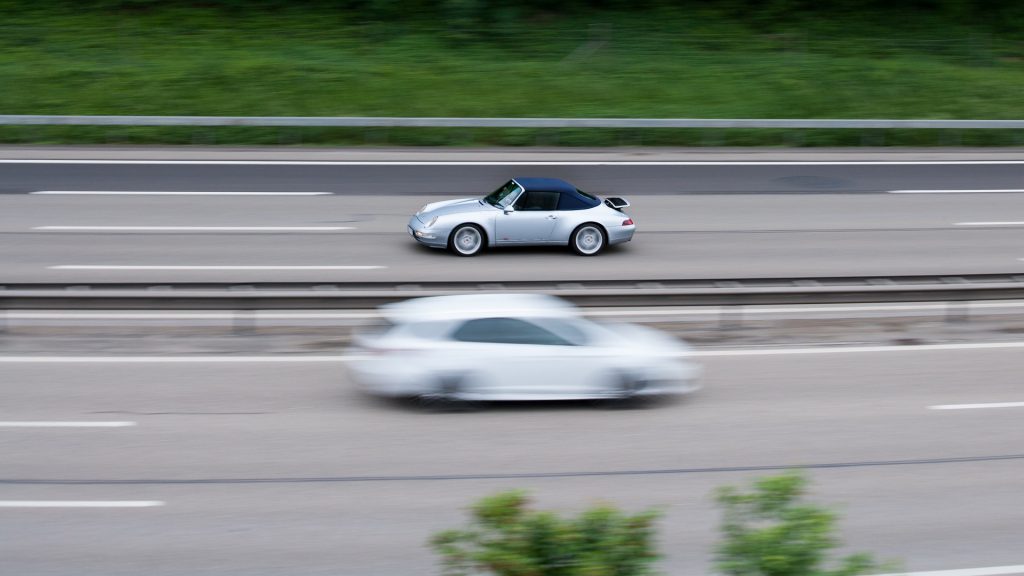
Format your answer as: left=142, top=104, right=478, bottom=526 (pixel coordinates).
left=0, top=160, right=1023, bottom=195
left=2, top=192, right=1024, bottom=282
left=2, top=348, right=1024, bottom=575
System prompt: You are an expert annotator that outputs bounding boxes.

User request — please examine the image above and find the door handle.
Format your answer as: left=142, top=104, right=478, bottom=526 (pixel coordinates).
left=547, top=215, right=558, bottom=219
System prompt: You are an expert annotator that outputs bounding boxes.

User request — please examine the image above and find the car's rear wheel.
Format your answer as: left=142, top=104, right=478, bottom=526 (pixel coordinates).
left=571, top=223, right=605, bottom=256
left=417, top=375, right=480, bottom=412
left=449, top=224, right=484, bottom=256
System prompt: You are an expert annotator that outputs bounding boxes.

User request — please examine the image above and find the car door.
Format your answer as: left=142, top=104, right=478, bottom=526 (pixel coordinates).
left=448, top=316, right=608, bottom=399
left=494, top=190, right=560, bottom=244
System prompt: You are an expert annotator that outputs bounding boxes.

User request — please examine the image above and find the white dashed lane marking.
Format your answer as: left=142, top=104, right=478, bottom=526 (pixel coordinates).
left=0, top=421, right=137, bottom=427
left=35, top=226, right=353, bottom=232
left=0, top=501, right=164, bottom=508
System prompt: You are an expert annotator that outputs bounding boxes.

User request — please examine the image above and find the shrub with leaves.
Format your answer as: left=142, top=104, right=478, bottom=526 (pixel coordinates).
left=715, top=472, right=884, bottom=576
left=431, top=490, right=661, bottom=576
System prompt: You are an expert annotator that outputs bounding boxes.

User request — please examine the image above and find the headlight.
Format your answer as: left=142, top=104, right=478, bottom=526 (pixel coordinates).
left=426, top=216, right=438, bottom=227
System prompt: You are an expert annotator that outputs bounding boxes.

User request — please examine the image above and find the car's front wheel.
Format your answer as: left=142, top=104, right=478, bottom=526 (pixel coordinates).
left=448, top=224, right=484, bottom=256
left=599, top=373, right=646, bottom=409
left=571, top=223, right=606, bottom=256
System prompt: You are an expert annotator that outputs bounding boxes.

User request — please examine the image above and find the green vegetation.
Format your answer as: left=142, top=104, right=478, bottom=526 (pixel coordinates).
left=432, top=473, right=888, bottom=576
left=431, top=490, right=661, bottom=576
left=716, top=472, right=887, bottom=576
left=1, top=2, right=1023, bottom=146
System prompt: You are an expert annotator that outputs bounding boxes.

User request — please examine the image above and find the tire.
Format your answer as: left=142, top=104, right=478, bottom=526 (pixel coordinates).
left=448, top=224, right=485, bottom=257
left=603, top=374, right=646, bottom=409
left=570, top=223, right=606, bottom=256
left=417, top=375, right=480, bottom=412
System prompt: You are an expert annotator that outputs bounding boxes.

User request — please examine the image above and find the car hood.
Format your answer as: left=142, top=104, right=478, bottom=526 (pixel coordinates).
left=417, top=197, right=491, bottom=220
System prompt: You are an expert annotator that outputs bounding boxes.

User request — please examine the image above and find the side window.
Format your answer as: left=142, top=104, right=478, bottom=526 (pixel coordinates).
left=532, top=318, right=590, bottom=346
left=452, top=317, right=574, bottom=346
left=558, top=190, right=600, bottom=210
left=514, top=190, right=560, bottom=211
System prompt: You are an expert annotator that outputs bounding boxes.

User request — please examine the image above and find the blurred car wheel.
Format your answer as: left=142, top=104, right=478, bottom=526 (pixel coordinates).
left=416, top=375, right=480, bottom=412
left=602, top=373, right=647, bottom=409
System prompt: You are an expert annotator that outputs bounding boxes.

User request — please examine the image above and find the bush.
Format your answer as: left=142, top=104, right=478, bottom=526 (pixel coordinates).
left=715, top=472, right=885, bottom=576
left=431, top=490, right=661, bottom=576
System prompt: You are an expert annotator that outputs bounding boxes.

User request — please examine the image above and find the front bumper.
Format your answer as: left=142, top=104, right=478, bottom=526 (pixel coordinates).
left=407, top=216, right=447, bottom=249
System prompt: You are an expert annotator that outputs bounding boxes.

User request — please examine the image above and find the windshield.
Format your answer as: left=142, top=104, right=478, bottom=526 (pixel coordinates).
left=483, top=180, right=523, bottom=208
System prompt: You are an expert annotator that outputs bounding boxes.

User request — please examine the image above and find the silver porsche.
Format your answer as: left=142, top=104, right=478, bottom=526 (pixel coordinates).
left=407, top=177, right=635, bottom=256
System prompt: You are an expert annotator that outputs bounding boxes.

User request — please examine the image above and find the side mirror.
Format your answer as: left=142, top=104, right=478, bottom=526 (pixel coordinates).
left=503, top=205, right=515, bottom=215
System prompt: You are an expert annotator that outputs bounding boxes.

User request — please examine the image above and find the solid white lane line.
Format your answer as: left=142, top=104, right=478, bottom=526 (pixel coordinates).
left=35, top=226, right=353, bottom=232
left=890, top=189, right=1024, bottom=194
left=3, top=341, right=1024, bottom=362
left=0, top=501, right=164, bottom=508
left=875, top=565, right=1024, bottom=576
left=49, top=265, right=385, bottom=270
left=7, top=160, right=1024, bottom=166
left=31, top=191, right=332, bottom=196
left=693, top=341, right=1024, bottom=356
left=930, top=402, right=1024, bottom=410
left=0, top=421, right=136, bottom=427
left=955, top=222, right=1024, bottom=226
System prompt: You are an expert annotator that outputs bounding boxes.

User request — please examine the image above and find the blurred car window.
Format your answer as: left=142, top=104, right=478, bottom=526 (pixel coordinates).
left=452, top=317, right=575, bottom=346
left=514, top=190, right=560, bottom=211
left=531, top=318, right=592, bottom=345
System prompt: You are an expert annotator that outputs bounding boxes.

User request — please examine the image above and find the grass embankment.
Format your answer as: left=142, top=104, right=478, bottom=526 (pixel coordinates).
left=1, top=7, right=1023, bottom=146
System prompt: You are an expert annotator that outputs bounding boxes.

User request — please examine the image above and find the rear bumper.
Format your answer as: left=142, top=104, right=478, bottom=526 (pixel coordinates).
left=347, top=358, right=429, bottom=397
left=608, top=224, right=635, bottom=245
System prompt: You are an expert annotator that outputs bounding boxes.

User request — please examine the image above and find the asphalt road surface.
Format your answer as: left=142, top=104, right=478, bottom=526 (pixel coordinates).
left=2, top=153, right=1024, bottom=280
left=3, top=150, right=1024, bottom=576
left=2, top=347, right=1023, bottom=576
left=2, top=160, right=1024, bottom=195
left=2, top=187, right=1024, bottom=282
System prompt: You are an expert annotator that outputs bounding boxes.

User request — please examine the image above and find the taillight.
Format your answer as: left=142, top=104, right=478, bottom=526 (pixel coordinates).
left=622, top=218, right=634, bottom=226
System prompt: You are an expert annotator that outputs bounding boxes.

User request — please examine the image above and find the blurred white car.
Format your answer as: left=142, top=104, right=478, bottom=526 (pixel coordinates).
left=347, top=294, right=701, bottom=404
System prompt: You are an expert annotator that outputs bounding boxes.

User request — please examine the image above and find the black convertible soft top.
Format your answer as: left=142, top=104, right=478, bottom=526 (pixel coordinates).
left=513, top=177, right=601, bottom=209
left=513, top=177, right=577, bottom=193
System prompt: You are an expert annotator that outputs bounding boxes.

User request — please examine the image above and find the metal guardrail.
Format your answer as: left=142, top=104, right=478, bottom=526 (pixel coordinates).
left=2, top=275, right=1024, bottom=310
left=2, top=115, right=1024, bottom=129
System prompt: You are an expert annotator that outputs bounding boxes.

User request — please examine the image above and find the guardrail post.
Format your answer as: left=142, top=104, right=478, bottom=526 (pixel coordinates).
left=232, top=310, right=256, bottom=335
left=0, top=309, right=7, bottom=334
left=945, top=301, right=969, bottom=323
left=719, top=305, right=743, bottom=330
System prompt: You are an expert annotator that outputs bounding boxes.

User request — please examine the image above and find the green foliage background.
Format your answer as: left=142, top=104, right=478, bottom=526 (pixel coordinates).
left=1, top=0, right=1023, bottom=145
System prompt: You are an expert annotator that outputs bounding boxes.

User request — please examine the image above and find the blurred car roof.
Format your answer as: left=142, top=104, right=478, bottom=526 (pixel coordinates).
left=380, top=293, right=579, bottom=323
